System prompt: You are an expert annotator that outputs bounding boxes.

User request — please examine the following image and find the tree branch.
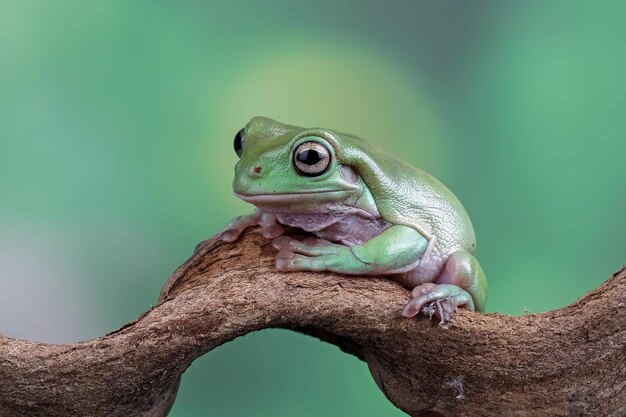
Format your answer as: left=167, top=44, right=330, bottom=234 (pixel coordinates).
left=0, top=229, right=624, bottom=417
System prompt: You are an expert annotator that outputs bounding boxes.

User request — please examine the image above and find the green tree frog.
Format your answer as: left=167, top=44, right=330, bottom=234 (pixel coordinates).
left=221, top=117, right=487, bottom=322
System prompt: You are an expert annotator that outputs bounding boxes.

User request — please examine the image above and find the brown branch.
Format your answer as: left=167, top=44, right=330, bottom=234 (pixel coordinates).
left=0, top=228, right=625, bottom=417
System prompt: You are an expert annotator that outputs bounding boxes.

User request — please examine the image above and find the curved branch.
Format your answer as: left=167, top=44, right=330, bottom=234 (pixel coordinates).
left=0, top=229, right=624, bottom=417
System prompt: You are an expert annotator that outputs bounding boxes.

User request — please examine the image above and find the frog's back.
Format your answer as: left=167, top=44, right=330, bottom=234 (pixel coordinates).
left=330, top=130, right=476, bottom=255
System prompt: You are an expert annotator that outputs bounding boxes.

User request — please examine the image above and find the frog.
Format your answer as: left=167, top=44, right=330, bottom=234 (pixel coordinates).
left=220, top=116, right=487, bottom=322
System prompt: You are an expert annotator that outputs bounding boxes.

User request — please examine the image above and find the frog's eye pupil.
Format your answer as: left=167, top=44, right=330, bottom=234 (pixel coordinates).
left=293, top=141, right=331, bottom=176
left=234, top=129, right=245, bottom=157
left=296, top=149, right=322, bottom=165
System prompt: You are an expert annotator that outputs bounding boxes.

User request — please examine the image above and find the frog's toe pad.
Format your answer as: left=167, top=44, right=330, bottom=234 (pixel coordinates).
left=220, top=230, right=239, bottom=242
left=275, top=250, right=299, bottom=271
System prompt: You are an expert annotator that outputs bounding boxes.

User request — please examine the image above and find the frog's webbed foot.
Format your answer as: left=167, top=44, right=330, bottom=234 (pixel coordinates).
left=220, top=212, right=285, bottom=242
left=401, top=283, right=474, bottom=324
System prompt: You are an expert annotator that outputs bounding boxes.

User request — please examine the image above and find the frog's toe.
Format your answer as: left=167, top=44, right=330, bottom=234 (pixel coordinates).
left=272, top=237, right=341, bottom=256
left=275, top=250, right=299, bottom=271
left=421, top=298, right=458, bottom=325
left=260, top=213, right=285, bottom=238
left=272, top=236, right=300, bottom=252
left=401, top=284, right=474, bottom=323
left=220, top=212, right=261, bottom=242
left=275, top=250, right=326, bottom=272
left=220, top=229, right=240, bottom=242
left=262, top=224, right=285, bottom=239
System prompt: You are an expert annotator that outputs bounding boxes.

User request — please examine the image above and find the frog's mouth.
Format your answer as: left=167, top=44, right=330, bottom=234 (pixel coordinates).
left=235, top=190, right=351, bottom=204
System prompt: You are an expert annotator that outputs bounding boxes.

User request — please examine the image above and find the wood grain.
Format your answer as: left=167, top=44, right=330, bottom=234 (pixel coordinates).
left=0, top=229, right=624, bottom=416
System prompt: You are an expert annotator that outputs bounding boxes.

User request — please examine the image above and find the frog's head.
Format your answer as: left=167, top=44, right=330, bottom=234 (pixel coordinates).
left=231, top=116, right=363, bottom=212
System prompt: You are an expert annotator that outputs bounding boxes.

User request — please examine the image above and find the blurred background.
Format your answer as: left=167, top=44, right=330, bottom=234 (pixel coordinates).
left=0, top=1, right=624, bottom=415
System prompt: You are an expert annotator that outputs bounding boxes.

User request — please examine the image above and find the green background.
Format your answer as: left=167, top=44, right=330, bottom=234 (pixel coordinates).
left=1, top=1, right=624, bottom=416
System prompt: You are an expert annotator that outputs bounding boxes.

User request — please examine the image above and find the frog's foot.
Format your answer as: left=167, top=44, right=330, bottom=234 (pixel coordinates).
left=401, top=283, right=474, bottom=324
left=272, top=236, right=356, bottom=272
left=220, top=212, right=284, bottom=242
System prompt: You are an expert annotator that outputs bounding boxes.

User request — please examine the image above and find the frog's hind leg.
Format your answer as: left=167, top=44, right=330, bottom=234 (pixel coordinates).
left=402, top=251, right=487, bottom=323
left=440, top=251, right=487, bottom=312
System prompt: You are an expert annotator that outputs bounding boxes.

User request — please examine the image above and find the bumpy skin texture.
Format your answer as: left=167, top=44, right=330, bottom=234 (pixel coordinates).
left=221, top=116, right=487, bottom=322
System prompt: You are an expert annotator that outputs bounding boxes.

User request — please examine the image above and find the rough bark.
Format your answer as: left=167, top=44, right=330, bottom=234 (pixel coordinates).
left=0, top=228, right=624, bottom=417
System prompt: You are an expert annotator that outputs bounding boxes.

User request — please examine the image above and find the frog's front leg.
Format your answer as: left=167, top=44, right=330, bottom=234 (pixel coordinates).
left=401, top=251, right=487, bottom=323
left=221, top=211, right=285, bottom=242
left=272, top=225, right=428, bottom=275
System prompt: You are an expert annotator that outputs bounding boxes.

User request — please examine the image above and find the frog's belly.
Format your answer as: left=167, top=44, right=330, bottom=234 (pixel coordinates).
left=275, top=211, right=390, bottom=246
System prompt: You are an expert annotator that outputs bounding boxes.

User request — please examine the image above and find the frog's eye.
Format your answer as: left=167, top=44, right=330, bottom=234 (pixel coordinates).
left=233, top=128, right=245, bottom=157
left=293, top=141, right=331, bottom=177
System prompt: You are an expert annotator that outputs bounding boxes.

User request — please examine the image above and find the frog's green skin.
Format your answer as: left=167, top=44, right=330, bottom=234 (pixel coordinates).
left=221, top=116, right=487, bottom=322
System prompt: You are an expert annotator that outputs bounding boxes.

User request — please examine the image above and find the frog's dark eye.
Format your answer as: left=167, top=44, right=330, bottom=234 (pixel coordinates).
left=234, top=128, right=245, bottom=157
left=293, top=141, right=331, bottom=177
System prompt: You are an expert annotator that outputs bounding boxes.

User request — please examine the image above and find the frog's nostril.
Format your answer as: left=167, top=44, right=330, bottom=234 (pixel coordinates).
left=253, top=166, right=262, bottom=175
